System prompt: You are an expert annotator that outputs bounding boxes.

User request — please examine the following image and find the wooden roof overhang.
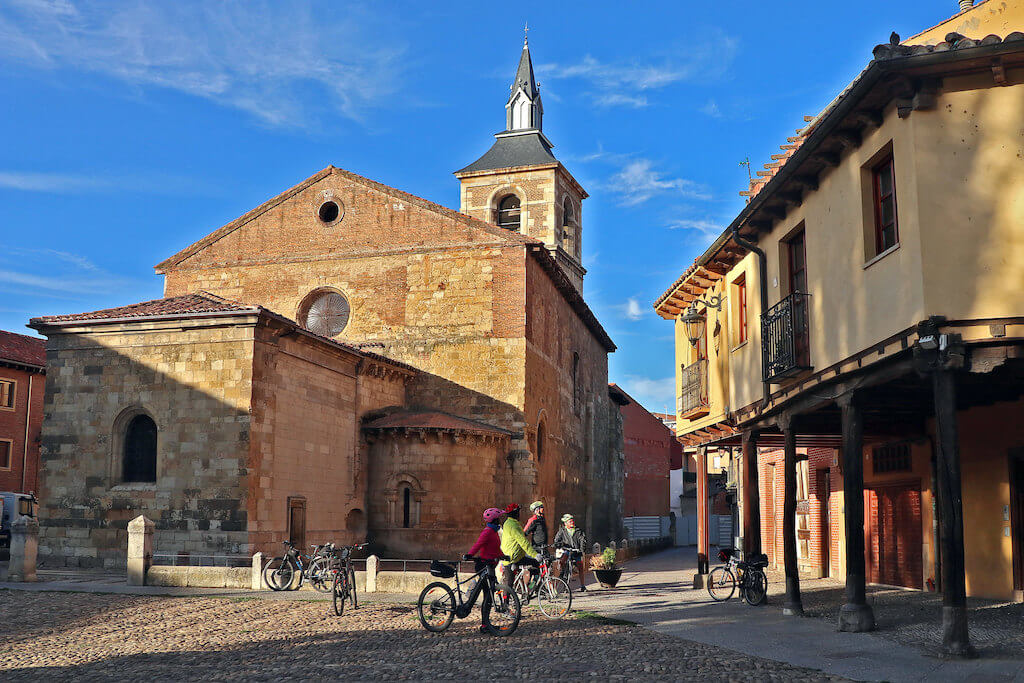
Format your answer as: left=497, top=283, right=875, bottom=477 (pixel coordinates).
left=654, top=233, right=748, bottom=320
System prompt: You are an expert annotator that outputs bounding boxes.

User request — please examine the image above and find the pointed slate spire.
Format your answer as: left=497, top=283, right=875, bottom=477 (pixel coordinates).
left=506, top=28, right=543, bottom=131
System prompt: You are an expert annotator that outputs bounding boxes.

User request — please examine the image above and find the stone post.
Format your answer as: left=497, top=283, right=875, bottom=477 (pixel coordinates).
left=127, top=515, right=154, bottom=586
left=366, top=555, right=379, bottom=593
left=251, top=552, right=263, bottom=590
left=8, top=514, right=39, bottom=582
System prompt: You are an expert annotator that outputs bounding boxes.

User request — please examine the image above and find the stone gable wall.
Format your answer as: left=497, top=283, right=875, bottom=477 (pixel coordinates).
left=36, top=317, right=258, bottom=568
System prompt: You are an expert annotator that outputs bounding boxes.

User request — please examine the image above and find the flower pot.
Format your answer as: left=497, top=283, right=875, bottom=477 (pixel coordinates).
left=593, top=568, right=622, bottom=588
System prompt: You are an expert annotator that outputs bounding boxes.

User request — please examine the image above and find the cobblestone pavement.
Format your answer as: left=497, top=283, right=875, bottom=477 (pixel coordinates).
left=764, top=570, right=1024, bottom=659
left=0, top=591, right=843, bottom=681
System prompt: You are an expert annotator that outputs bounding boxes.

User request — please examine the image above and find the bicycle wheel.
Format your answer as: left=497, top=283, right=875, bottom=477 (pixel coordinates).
left=707, top=566, right=736, bottom=601
left=332, top=570, right=347, bottom=616
left=308, top=557, right=332, bottom=593
left=537, top=576, right=572, bottom=619
left=744, top=569, right=768, bottom=606
left=483, top=583, right=521, bottom=636
left=347, top=567, right=358, bottom=610
left=417, top=582, right=456, bottom=633
left=263, top=556, right=294, bottom=591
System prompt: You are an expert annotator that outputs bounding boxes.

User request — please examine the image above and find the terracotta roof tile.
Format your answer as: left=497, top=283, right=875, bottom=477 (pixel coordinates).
left=362, top=410, right=511, bottom=436
left=0, top=330, right=46, bottom=368
left=30, top=292, right=255, bottom=324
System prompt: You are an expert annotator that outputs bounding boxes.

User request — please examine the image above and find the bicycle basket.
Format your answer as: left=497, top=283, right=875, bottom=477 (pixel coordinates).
left=429, top=560, right=456, bottom=578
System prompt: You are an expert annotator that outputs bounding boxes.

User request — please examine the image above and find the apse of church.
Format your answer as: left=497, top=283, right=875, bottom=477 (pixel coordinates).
left=29, top=39, right=623, bottom=565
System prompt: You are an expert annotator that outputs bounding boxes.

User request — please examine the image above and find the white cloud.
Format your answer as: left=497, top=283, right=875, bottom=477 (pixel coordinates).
left=666, top=218, right=722, bottom=240
left=619, top=375, right=676, bottom=413
left=0, top=1, right=404, bottom=127
left=0, top=170, right=215, bottom=195
left=700, top=99, right=722, bottom=118
left=614, top=297, right=646, bottom=322
left=0, top=247, right=136, bottom=297
left=537, top=35, right=737, bottom=108
left=607, top=159, right=710, bottom=206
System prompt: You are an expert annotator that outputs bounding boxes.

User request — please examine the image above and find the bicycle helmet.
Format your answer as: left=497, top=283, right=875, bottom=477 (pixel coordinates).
left=504, top=503, right=521, bottom=514
left=530, top=500, right=544, bottom=512
left=561, top=513, right=574, bottom=523
left=483, top=507, right=504, bottom=523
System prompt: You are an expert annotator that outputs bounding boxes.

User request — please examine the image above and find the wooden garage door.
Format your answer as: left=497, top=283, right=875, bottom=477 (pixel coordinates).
left=867, top=484, right=923, bottom=589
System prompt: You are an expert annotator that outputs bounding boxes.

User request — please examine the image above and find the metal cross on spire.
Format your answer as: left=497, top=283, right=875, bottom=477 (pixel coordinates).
left=524, top=22, right=529, bottom=46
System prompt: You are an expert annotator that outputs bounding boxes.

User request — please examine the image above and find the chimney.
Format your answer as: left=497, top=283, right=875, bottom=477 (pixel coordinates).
left=959, top=0, right=974, bottom=11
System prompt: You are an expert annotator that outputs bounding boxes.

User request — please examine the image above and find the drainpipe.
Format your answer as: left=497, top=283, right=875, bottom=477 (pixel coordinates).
left=22, top=374, right=33, bottom=493
left=730, top=226, right=771, bottom=406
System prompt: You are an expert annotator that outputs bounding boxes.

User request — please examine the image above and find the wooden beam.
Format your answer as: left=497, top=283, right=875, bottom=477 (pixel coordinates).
left=855, top=110, right=883, bottom=128
left=791, top=175, right=819, bottom=192
left=779, top=191, right=803, bottom=207
left=836, top=130, right=861, bottom=149
left=837, top=393, right=875, bottom=632
left=813, top=151, right=840, bottom=167
left=762, top=204, right=788, bottom=220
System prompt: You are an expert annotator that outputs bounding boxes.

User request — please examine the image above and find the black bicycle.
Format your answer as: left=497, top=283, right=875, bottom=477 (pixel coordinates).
left=263, top=540, right=335, bottom=591
left=554, top=545, right=584, bottom=591
left=417, top=556, right=521, bottom=636
left=331, top=543, right=368, bottom=616
left=708, top=548, right=768, bottom=605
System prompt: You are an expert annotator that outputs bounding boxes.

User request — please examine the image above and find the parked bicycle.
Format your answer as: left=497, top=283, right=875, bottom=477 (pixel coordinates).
left=262, top=540, right=335, bottom=592
left=707, top=548, right=768, bottom=605
left=511, top=547, right=572, bottom=618
left=331, top=542, right=368, bottom=616
left=417, top=556, right=521, bottom=636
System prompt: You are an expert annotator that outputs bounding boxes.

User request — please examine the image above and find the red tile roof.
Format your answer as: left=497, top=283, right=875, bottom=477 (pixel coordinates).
left=362, top=410, right=511, bottom=436
left=30, top=293, right=256, bottom=324
left=0, top=330, right=46, bottom=369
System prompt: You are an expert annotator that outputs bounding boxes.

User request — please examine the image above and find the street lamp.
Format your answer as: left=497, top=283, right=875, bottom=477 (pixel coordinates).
left=680, top=294, right=724, bottom=348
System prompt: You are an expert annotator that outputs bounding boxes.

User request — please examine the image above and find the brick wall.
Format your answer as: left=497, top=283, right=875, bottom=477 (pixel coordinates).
left=0, top=364, right=44, bottom=494
left=619, top=392, right=673, bottom=518
left=759, top=447, right=842, bottom=577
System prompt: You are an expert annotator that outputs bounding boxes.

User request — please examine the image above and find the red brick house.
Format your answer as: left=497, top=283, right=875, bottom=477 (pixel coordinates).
left=0, top=330, right=45, bottom=494
left=613, top=384, right=679, bottom=519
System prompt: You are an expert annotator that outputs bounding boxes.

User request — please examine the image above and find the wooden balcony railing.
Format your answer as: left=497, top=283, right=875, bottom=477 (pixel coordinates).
left=678, top=359, right=709, bottom=419
left=761, top=292, right=812, bottom=383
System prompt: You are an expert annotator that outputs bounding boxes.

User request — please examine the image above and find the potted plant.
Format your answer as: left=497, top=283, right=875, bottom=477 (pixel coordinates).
left=590, top=546, right=623, bottom=588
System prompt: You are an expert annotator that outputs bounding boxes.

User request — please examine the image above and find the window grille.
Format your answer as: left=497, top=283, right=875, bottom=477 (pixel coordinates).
left=873, top=442, right=911, bottom=474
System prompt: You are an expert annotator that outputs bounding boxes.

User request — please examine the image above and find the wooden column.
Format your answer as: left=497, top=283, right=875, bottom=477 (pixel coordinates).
left=932, top=367, right=974, bottom=657
left=695, top=445, right=710, bottom=583
left=780, top=416, right=803, bottom=615
left=837, top=393, right=875, bottom=631
left=741, top=430, right=761, bottom=558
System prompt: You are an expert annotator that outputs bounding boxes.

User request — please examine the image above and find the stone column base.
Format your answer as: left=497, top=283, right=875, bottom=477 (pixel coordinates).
left=941, top=606, right=977, bottom=658
left=838, top=602, right=875, bottom=632
left=692, top=573, right=705, bottom=589
left=782, top=601, right=804, bottom=616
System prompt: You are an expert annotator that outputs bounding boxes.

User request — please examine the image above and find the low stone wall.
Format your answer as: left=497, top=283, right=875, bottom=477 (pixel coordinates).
left=147, top=566, right=252, bottom=589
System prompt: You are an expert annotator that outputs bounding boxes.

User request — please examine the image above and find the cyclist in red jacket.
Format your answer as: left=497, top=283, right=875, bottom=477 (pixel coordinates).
left=465, top=507, right=505, bottom=633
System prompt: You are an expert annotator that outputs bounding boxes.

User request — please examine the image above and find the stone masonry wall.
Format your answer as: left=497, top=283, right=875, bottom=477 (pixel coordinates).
left=365, top=431, right=505, bottom=558
left=524, top=257, right=621, bottom=544
left=36, top=316, right=258, bottom=568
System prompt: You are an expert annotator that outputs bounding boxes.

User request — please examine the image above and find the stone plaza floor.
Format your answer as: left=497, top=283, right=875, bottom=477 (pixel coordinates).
left=0, top=590, right=841, bottom=681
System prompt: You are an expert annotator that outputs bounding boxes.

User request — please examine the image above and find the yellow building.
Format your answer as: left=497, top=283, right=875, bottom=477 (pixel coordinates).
left=655, top=1, right=1024, bottom=657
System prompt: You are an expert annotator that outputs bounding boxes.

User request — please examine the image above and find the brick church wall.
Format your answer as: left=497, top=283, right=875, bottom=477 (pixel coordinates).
left=248, top=323, right=364, bottom=554
left=35, top=315, right=259, bottom=568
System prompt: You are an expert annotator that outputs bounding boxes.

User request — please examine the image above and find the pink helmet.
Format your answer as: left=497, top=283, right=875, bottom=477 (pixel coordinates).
left=483, top=507, right=504, bottom=523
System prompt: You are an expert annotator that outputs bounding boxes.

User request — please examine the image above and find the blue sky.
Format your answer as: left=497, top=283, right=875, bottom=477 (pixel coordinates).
left=0, top=0, right=956, bottom=411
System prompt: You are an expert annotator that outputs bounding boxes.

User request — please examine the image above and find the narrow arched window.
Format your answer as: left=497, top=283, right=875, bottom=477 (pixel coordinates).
left=572, top=352, right=581, bottom=416
left=562, top=197, right=573, bottom=228
left=537, top=421, right=545, bottom=461
left=402, top=486, right=411, bottom=528
left=498, top=195, right=521, bottom=231
left=123, top=414, right=157, bottom=482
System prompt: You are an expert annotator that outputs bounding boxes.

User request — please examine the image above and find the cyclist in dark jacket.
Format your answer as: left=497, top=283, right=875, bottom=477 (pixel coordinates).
left=553, top=513, right=588, bottom=591
left=523, top=500, right=548, bottom=552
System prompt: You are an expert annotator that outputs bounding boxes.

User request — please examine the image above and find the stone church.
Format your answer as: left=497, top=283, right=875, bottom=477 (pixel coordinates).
left=30, top=40, right=624, bottom=566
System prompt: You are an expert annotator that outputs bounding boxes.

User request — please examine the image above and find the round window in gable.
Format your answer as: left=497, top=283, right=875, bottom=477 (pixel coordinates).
left=299, top=289, right=351, bottom=337
left=318, top=200, right=342, bottom=225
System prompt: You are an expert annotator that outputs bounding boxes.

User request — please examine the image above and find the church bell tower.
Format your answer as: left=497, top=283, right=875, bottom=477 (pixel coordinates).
left=455, top=33, right=588, bottom=292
